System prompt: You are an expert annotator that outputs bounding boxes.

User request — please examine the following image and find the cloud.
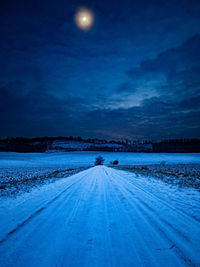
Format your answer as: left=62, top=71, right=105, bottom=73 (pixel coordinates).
left=126, top=35, right=200, bottom=98
left=0, top=80, right=86, bottom=137
left=80, top=35, right=200, bottom=139
left=1, top=34, right=200, bottom=139
left=82, top=95, right=200, bottom=139
left=179, top=95, right=200, bottom=109
left=0, top=1, right=200, bottom=139
left=116, top=82, right=135, bottom=93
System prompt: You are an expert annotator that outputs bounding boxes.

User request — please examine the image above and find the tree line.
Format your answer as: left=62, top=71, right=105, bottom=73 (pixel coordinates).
left=0, top=136, right=199, bottom=153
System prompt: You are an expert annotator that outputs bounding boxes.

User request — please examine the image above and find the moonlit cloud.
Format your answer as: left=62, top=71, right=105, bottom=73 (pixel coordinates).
left=0, top=0, right=200, bottom=139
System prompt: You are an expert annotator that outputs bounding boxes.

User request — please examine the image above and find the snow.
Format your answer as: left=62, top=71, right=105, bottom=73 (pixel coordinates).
left=0, top=167, right=66, bottom=184
left=118, top=163, right=200, bottom=190
left=0, top=151, right=199, bottom=168
left=0, top=166, right=199, bottom=266
left=51, top=140, right=92, bottom=149
left=0, top=166, right=87, bottom=198
left=48, top=140, right=123, bottom=151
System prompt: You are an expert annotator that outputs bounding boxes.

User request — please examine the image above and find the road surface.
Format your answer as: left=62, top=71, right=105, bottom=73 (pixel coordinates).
left=0, top=166, right=199, bottom=267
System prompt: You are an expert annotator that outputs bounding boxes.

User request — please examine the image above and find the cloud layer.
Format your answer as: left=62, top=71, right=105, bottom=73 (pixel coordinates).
left=0, top=0, right=200, bottom=139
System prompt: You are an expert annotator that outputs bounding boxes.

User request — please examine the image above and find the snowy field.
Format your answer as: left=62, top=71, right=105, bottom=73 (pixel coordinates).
left=0, top=166, right=88, bottom=197
left=0, top=152, right=200, bottom=196
left=0, top=151, right=200, bottom=168
left=0, top=167, right=66, bottom=184
left=117, top=163, right=200, bottom=190
left=0, top=166, right=199, bottom=266
left=0, top=153, right=200, bottom=266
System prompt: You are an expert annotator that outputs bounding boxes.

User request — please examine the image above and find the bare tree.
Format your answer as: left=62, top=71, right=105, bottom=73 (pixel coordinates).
left=95, top=156, right=104, bottom=165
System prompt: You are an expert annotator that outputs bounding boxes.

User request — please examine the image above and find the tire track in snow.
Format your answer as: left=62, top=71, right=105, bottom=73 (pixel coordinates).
left=106, top=171, right=184, bottom=267
left=0, top=169, right=91, bottom=246
left=111, top=168, right=200, bottom=236
left=0, top=168, right=98, bottom=267
left=0, top=166, right=199, bottom=267
left=104, top=170, right=159, bottom=267
left=115, top=168, right=200, bottom=224
left=107, top=167, right=199, bottom=266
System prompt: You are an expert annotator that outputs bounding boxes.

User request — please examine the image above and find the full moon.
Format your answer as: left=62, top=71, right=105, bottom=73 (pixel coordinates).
left=75, top=7, right=94, bottom=31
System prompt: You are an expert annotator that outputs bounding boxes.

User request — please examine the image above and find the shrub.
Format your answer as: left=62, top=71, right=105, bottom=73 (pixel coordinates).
left=95, top=156, right=104, bottom=165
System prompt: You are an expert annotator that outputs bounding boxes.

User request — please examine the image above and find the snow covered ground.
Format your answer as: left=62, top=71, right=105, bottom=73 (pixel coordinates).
left=117, top=163, right=200, bottom=190
left=48, top=140, right=123, bottom=151
left=1, top=152, right=199, bottom=197
left=0, top=167, right=88, bottom=197
left=0, top=167, right=66, bottom=184
left=0, top=166, right=199, bottom=266
left=0, top=151, right=200, bottom=168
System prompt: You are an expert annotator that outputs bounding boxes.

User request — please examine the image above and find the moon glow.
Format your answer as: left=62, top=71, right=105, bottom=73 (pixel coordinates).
left=75, top=7, right=94, bottom=31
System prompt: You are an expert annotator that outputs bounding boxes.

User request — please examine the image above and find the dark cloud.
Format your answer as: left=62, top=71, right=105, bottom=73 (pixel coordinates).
left=81, top=96, right=200, bottom=140
left=0, top=0, right=200, bottom=139
left=127, top=35, right=200, bottom=80
left=0, top=80, right=86, bottom=137
left=78, top=33, right=200, bottom=139
left=116, top=82, right=135, bottom=93
left=126, top=34, right=200, bottom=102
left=179, top=96, right=200, bottom=109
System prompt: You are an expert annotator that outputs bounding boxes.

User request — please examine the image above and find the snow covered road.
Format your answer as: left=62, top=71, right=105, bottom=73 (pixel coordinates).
left=0, top=166, right=199, bottom=267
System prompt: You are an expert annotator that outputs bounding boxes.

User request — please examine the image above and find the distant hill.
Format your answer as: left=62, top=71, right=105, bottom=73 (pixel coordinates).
left=48, top=140, right=124, bottom=152
left=0, top=136, right=199, bottom=153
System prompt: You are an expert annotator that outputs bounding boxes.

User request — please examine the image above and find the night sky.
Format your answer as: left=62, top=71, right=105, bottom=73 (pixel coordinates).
left=1, top=0, right=200, bottom=140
